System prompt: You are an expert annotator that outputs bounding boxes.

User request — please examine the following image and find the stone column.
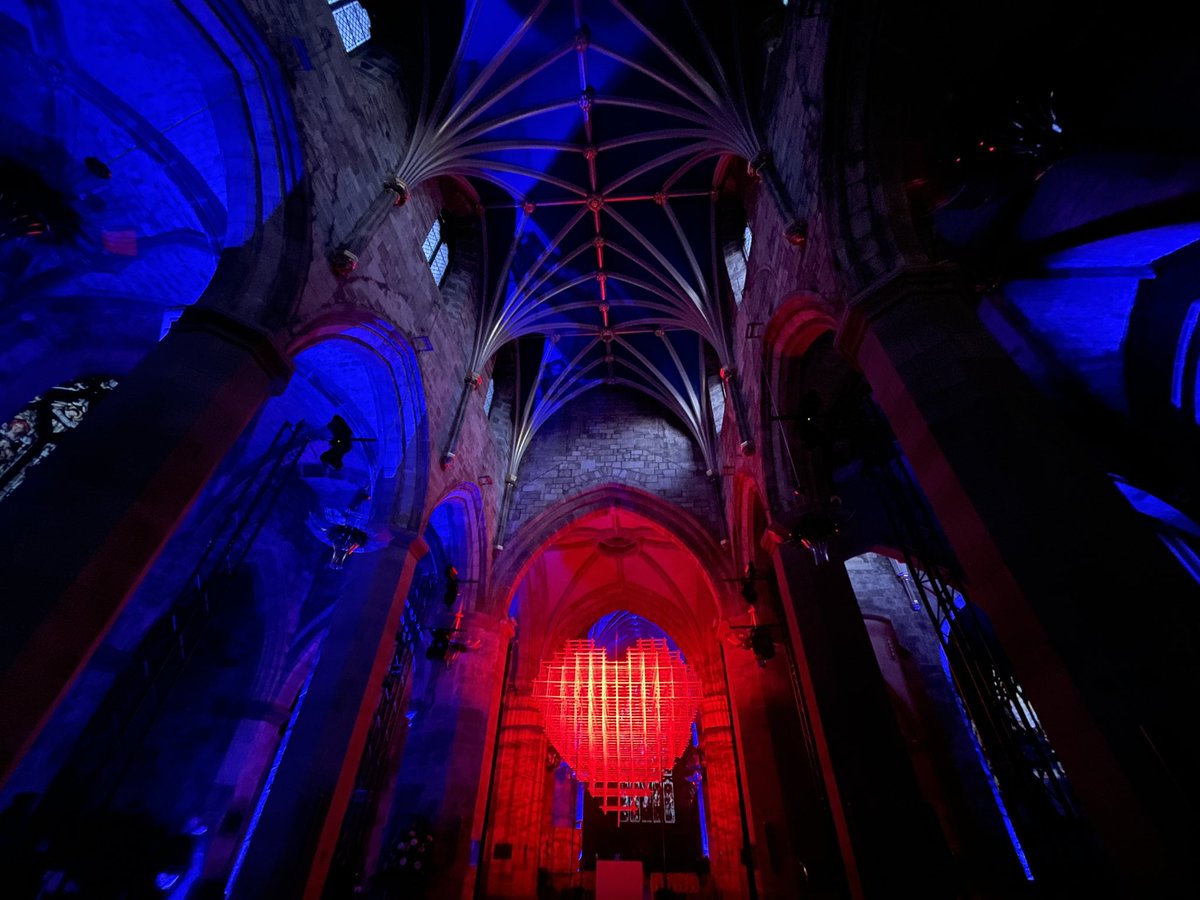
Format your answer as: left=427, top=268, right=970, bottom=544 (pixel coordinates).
left=697, top=691, right=750, bottom=898
left=479, top=687, right=549, bottom=898
left=228, top=530, right=427, bottom=899
left=838, top=265, right=1200, bottom=892
left=721, top=615, right=844, bottom=897
left=385, top=611, right=514, bottom=899
left=771, top=539, right=953, bottom=898
left=0, top=308, right=291, bottom=785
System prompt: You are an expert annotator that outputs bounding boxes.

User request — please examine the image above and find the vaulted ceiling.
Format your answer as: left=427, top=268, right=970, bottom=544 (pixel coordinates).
left=507, top=506, right=723, bottom=681
left=371, top=0, right=785, bottom=475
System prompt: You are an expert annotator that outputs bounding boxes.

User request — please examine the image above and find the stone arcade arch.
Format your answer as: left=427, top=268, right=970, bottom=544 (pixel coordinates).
left=478, top=487, right=754, bottom=898
left=0, top=0, right=309, bottom=789
left=221, top=317, right=432, bottom=898
left=0, top=317, right=430, bottom=896
left=326, top=479, right=498, bottom=898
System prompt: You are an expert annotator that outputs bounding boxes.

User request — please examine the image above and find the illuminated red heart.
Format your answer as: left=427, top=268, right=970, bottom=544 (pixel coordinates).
left=531, top=638, right=702, bottom=812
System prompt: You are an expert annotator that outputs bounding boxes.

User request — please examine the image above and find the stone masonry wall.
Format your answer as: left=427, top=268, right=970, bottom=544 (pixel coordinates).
left=723, top=6, right=844, bottom=531
left=238, top=0, right=507, bottom=540
left=506, top=387, right=721, bottom=541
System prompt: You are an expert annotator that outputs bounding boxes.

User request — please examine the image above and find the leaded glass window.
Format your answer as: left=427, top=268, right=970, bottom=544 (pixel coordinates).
left=725, top=224, right=752, bottom=305
left=0, top=377, right=119, bottom=503
left=708, top=374, right=726, bottom=435
left=422, top=214, right=450, bottom=287
left=483, top=378, right=496, bottom=417
left=328, top=0, right=371, bottom=53
left=618, top=772, right=676, bottom=824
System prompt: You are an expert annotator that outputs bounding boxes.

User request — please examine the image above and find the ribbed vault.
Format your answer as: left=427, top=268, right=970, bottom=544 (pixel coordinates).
left=370, top=0, right=796, bottom=498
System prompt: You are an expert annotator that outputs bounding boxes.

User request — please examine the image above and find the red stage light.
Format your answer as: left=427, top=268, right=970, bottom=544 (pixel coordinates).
left=531, top=639, right=702, bottom=816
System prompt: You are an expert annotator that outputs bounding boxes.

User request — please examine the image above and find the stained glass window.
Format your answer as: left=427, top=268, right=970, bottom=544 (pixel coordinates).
left=618, top=772, right=677, bottom=824
left=328, top=0, right=371, bottom=53
left=0, top=377, right=119, bottom=503
left=422, top=214, right=450, bottom=287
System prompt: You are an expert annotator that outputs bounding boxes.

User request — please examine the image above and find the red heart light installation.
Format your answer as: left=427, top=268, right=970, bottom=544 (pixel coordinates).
left=531, top=638, right=702, bottom=814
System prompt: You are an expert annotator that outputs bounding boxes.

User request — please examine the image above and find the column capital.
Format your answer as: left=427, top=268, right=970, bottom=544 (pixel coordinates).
left=836, top=263, right=975, bottom=363
left=462, top=610, right=517, bottom=641
left=383, top=528, right=428, bottom=559
left=177, top=305, right=293, bottom=385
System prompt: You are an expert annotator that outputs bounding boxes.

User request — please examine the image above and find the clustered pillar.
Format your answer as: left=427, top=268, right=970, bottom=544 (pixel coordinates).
left=770, top=537, right=954, bottom=897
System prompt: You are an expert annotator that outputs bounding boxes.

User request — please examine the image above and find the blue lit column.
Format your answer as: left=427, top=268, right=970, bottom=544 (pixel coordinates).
left=0, top=308, right=292, bottom=786
left=227, top=529, right=427, bottom=899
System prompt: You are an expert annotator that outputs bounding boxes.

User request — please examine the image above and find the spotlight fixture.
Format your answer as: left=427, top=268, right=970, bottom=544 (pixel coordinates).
left=327, top=524, right=369, bottom=569
left=330, top=248, right=358, bottom=277
left=724, top=606, right=783, bottom=668
left=425, top=607, right=480, bottom=666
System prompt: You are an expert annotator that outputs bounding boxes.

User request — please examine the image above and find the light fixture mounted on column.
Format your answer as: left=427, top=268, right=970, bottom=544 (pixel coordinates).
left=724, top=606, right=783, bottom=667
left=314, top=491, right=376, bottom=570
left=425, top=606, right=480, bottom=666
left=790, top=497, right=849, bottom=565
left=327, top=523, right=369, bottom=570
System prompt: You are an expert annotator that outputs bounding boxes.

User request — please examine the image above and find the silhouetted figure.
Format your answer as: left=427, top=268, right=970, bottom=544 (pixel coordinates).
left=427, top=627, right=452, bottom=662
left=320, top=415, right=354, bottom=469
left=741, top=562, right=758, bottom=606
left=443, top=564, right=460, bottom=607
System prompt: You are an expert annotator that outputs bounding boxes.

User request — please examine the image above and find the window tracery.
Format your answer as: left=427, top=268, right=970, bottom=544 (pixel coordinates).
left=0, top=377, right=119, bottom=503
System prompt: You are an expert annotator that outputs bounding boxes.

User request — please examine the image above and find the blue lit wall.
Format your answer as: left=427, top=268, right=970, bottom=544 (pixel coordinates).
left=0, top=0, right=296, bottom=420
left=997, top=225, right=1200, bottom=416
left=0, top=329, right=416, bottom=893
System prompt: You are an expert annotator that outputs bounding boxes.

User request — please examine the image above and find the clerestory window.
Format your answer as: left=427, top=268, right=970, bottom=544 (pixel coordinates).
left=422, top=214, right=451, bottom=287
left=708, top=374, right=726, bottom=434
left=725, top=223, right=752, bottom=305
left=328, top=1, right=371, bottom=53
left=483, top=378, right=496, bottom=417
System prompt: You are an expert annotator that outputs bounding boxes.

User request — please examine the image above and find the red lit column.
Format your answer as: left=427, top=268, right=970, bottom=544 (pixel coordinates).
left=395, top=611, right=515, bottom=900
left=0, top=308, right=291, bottom=785
left=771, top=538, right=954, bottom=898
left=697, top=691, right=751, bottom=897
left=479, top=687, right=550, bottom=898
left=838, top=266, right=1200, bottom=891
left=721, top=615, right=844, bottom=897
left=228, top=530, right=427, bottom=899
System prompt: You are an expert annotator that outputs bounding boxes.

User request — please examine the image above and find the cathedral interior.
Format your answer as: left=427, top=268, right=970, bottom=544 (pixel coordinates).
left=1, top=0, right=1199, bottom=897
